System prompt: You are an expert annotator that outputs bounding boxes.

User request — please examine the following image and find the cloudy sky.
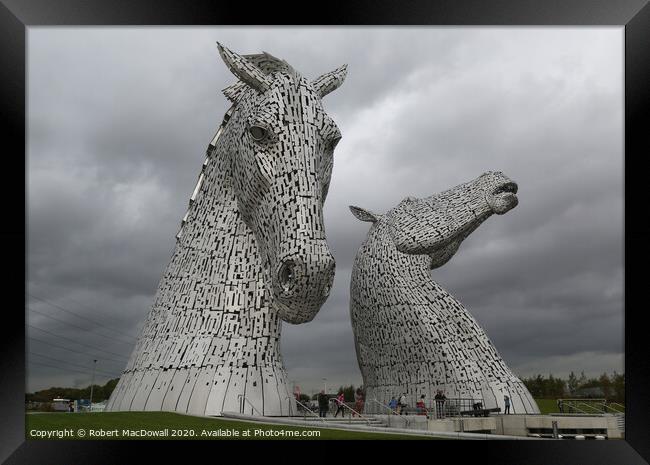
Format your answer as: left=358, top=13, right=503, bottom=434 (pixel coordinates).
left=27, top=27, right=623, bottom=394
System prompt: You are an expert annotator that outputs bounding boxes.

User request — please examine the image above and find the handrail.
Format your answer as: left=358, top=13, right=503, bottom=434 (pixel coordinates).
left=577, top=402, right=604, bottom=414
left=288, top=397, right=326, bottom=424
left=567, top=404, right=590, bottom=415
left=600, top=402, right=625, bottom=414
left=370, top=398, right=411, bottom=427
left=237, top=394, right=263, bottom=416
left=329, top=398, right=373, bottom=425
left=559, top=398, right=607, bottom=402
left=587, top=402, right=625, bottom=414
left=557, top=399, right=625, bottom=415
left=557, top=400, right=592, bottom=415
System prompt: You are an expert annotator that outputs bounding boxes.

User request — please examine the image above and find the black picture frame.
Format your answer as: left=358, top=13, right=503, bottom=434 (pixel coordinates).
left=2, top=0, right=649, bottom=462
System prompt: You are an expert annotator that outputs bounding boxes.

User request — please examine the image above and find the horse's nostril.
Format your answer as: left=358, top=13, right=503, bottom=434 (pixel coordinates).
left=278, top=261, right=295, bottom=291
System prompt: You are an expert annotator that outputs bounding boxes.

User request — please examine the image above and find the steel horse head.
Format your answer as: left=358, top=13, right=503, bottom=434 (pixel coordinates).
left=216, top=43, right=347, bottom=324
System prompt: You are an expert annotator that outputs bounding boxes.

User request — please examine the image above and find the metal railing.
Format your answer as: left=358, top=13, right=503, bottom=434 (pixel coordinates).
left=369, top=398, right=410, bottom=427
left=577, top=402, right=605, bottom=414
left=288, top=397, right=327, bottom=424
left=595, top=402, right=625, bottom=414
left=237, top=394, right=263, bottom=416
left=329, top=399, right=373, bottom=425
left=427, top=398, right=484, bottom=418
left=557, top=399, right=624, bottom=415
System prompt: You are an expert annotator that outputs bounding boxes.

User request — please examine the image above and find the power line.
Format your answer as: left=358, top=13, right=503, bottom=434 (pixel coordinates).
left=27, top=293, right=139, bottom=341
left=26, top=324, right=131, bottom=360
left=27, top=336, right=128, bottom=365
left=29, top=351, right=122, bottom=378
left=27, top=306, right=136, bottom=346
left=28, top=360, right=120, bottom=379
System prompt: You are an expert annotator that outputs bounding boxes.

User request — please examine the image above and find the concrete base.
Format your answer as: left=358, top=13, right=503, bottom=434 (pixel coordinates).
left=423, top=414, right=622, bottom=439
left=428, top=417, right=496, bottom=434
left=374, top=414, right=430, bottom=430
left=496, top=414, right=622, bottom=439
left=221, top=412, right=540, bottom=440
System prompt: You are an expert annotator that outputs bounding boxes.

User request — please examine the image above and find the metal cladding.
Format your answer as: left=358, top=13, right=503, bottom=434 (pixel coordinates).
left=105, top=44, right=347, bottom=416
left=349, top=172, right=540, bottom=414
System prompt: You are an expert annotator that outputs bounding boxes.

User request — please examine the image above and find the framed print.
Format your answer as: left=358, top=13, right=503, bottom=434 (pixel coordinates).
left=2, top=0, right=649, bottom=463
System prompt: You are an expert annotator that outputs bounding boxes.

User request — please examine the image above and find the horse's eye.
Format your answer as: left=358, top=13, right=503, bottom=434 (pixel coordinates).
left=249, top=125, right=267, bottom=141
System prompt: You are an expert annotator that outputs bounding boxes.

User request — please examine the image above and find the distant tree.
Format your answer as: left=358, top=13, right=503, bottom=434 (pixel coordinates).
left=578, top=371, right=588, bottom=388
left=104, top=378, right=119, bottom=395
left=611, top=372, right=624, bottom=403
left=521, top=372, right=624, bottom=402
left=599, top=373, right=612, bottom=399
left=25, top=378, right=120, bottom=404
left=335, top=385, right=356, bottom=402
left=343, top=385, right=356, bottom=402
left=567, top=371, right=579, bottom=395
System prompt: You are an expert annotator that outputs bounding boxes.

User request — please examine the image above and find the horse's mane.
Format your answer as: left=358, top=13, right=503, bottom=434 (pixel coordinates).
left=222, top=52, right=301, bottom=102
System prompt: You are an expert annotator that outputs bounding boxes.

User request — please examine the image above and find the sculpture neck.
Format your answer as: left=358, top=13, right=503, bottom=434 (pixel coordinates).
left=169, top=136, right=283, bottom=346
left=357, top=222, right=433, bottom=287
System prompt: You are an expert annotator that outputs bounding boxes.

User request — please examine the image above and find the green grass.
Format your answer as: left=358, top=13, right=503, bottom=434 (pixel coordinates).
left=26, top=412, right=439, bottom=440
left=533, top=398, right=624, bottom=415
left=534, top=399, right=561, bottom=415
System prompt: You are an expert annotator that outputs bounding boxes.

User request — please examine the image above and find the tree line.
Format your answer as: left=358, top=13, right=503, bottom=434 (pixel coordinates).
left=521, top=371, right=624, bottom=402
left=26, top=378, right=119, bottom=403
left=26, top=371, right=625, bottom=405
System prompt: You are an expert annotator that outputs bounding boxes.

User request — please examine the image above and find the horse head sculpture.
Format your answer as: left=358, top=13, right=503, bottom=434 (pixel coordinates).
left=106, top=44, right=347, bottom=416
left=351, top=171, right=518, bottom=268
left=349, top=171, right=539, bottom=414
left=216, top=43, right=346, bottom=324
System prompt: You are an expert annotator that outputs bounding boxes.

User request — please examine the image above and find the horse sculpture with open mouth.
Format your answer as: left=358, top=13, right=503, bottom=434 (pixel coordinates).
left=350, top=172, right=540, bottom=415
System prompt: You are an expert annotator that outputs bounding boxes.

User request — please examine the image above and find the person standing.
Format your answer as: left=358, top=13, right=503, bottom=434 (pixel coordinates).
left=434, top=390, right=446, bottom=419
left=416, top=394, right=428, bottom=417
left=334, top=392, right=346, bottom=417
left=317, top=390, right=329, bottom=418
left=504, top=395, right=511, bottom=414
left=398, top=393, right=408, bottom=415
left=353, top=388, right=365, bottom=416
left=388, top=396, right=398, bottom=413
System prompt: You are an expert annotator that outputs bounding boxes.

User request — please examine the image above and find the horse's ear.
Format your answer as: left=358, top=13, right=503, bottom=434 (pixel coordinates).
left=217, top=42, right=272, bottom=93
left=312, top=64, right=348, bottom=98
left=349, top=205, right=380, bottom=223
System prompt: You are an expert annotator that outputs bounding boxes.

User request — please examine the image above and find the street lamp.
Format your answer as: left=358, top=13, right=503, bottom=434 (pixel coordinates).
left=89, top=359, right=97, bottom=411
left=322, top=378, right=327, bottom=394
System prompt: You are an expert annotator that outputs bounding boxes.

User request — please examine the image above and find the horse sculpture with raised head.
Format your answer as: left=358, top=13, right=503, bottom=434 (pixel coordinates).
left=349, top=171, right=540, bottom=414
left=106, top=44, right=347, bottom=416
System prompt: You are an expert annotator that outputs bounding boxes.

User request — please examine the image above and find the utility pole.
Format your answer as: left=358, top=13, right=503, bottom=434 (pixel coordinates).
left=322, top=377, right=327, bottom=394
left=89, top=359, right=97, bottom=411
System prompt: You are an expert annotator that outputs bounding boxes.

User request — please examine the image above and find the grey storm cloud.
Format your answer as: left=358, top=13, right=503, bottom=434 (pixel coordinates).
left=27, top=27, right=623, bottom=394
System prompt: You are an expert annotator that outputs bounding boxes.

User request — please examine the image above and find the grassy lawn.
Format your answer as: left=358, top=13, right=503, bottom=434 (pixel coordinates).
left=26, top=412, right=439, bottom=440
left=534, top=399, right=561, bottom=415
left=533, top=398, right=624, bottom=415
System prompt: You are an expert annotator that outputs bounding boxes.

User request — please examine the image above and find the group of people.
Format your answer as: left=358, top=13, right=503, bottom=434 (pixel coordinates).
left=388, top=394, right=409, bottom=415
left=388, top=390, right=448, bottom=419
left=316, top=388, right=365, bottom=418
left=313, top=389, right=512, bottom=419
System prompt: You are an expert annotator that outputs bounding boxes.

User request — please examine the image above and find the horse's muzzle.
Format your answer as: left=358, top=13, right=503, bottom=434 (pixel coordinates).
left=273, top=253, right=336, bottom=323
